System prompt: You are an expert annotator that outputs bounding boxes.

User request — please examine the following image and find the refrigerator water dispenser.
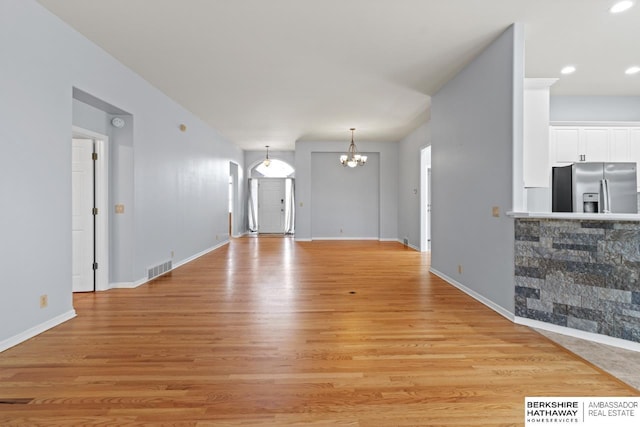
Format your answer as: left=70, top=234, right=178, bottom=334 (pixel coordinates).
left=583, top=193, right=599, bottom=213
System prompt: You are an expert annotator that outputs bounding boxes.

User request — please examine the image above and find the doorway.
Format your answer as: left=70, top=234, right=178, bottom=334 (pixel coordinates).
left=71, top=127, right=109, bottom=292
left=420, top=146, right=432, bottom=252
left=247, top=158, right=295, bottom=235
left=258, top=179, right=286, bottom=233
left=229, top=162, right=239, bottom=238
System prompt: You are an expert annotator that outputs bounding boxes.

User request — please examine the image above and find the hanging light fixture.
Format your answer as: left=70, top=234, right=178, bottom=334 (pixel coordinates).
left=263, top=145, right=271, bottom=167
left=339, top=128, right=367, bottom=168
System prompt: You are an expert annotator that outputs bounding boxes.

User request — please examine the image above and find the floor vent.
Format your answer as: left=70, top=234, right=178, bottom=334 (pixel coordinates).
left=148, top=260, right=172, bottom=280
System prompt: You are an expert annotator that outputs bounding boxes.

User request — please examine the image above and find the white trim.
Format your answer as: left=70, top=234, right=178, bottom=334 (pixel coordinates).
left=311, top=237, right=379, bottom=241
left=0, top=310, right=76, bottom=353
left=550, top=121, right=640, bottom=127
left=72, top=126, right=109, bottom=292
left=295, top=237, right=312, bottom=242
left=174, top=241, right=229, bottom=269
left=120, top=241, right=231, bottom=289
left=524, top=78, right=559, bottom=90
left=429, top=268, right=515, bottom=321
left=109, top=282, right=136, bottom=289
left=515, top=316, right=640, bottom=353
left=380, top=238, right=400, bottom=242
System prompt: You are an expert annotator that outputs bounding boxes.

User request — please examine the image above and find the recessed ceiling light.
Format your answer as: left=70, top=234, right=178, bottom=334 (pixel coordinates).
left=610, top=1, right=634, bottom=14
left=626, top=66, right=640, bottom=75
left=561, top=66, right=576, bottom=75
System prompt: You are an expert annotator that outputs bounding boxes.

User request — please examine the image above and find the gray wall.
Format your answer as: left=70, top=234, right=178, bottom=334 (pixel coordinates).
left=430, top=24, right=523, bottom=315
left=295, top=140, right=398, bottom=241
left=550, top=96, right=640, bottom=122
left=0, top=1, right=244, bottom=349
left=397, top=121, right=431, bottom=249
left=311, top=152, right=380, bottom=239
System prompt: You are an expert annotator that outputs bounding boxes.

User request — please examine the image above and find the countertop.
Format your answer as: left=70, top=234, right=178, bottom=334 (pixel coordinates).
left=508, top=211, right=640, bottom=221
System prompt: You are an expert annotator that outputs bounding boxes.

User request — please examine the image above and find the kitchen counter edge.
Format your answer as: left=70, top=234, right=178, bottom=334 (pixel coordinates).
left=507, top=211, right=640, bottom=221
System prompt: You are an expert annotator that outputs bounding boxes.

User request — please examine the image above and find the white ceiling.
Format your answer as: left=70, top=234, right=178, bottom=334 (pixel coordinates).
left=37, top=0, right=640, bottom=150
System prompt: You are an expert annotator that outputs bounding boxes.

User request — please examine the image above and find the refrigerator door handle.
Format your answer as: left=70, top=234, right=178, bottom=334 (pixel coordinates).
left=600, top=179, right=611, bottom=213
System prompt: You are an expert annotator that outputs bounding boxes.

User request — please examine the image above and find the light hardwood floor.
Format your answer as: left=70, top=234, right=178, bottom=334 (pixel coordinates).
left=1, top=238, right=637, bottom=426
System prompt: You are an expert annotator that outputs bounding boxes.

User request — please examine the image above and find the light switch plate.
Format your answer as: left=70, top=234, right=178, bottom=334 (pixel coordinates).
left=492, top=206, right=500, bottom=217
left=115, top=204, right=125, bottom=214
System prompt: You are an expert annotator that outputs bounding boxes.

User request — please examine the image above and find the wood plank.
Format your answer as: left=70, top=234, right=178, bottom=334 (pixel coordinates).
left=0, top=238, right=637, bottom=425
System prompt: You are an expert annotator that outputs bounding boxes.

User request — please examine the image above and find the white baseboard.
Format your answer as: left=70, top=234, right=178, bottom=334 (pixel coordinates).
left=311, top=237, right=379, bottom=241
left=0, top=309, right=76, bottom=353
left=110, top=281, right=138, bottom=289
left=295, top=237, right=312, bottom=242
left=120, top=241, right=230, bottom=290
left=429, top=268, right=515, bottom=321
left=515, top=316, right=640, bottom=353
left=174, top=240, right=229, bottom=269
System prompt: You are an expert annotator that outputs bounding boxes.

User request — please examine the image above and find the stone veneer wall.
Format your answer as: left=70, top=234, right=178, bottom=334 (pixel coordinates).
left=514, top=218, right=640, bottom=343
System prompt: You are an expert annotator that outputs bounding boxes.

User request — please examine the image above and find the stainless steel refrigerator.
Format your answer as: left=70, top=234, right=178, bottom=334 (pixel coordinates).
left=552, top=162, right=638, bottom=213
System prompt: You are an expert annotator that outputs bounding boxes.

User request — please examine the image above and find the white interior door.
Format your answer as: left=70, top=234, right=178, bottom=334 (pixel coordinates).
left=258, top=179, right=286, bottom=233
left=426, top=167, right=431, bottom=251
left=72, top=138, right=94, bottom=292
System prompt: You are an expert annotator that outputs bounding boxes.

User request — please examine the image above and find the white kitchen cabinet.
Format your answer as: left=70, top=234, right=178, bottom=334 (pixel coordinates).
left=551, top=125, right=640, bottom=164
left=609, top=128, right=630, bottom=162
left=628, top=128, right=640, bottom=188
left=550, top=127, right=580, bottom=163
left=581, top=127, right=609, bottom=162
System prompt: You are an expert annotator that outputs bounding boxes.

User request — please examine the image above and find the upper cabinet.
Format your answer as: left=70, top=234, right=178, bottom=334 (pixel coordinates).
left=550, top=124, right=640, bottom=165
left=551, top=127, right=580, bottom=163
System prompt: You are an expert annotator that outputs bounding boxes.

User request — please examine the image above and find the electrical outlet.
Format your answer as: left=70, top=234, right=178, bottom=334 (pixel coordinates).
left=171, top=250, right=174, bottom=258
left=492, top=206, right=500, bottom=217
left=340, top=228, right=343, bottom=233
left=458, top=265, right=463, bottom=274
left=39, top=295, right=48, bottom=308
left=216, top=235, right=219, bottom=240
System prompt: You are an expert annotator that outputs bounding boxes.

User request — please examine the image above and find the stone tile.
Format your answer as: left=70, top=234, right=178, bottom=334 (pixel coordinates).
left=553, top=303, right=569, bottom=316
left=568, top=306, right=604, bottom=323
left=567, top=316, right=599, bottom=334
left=607, top=267, right=639, bottom=291
left=552, top=243, right=598, bottom=252
left=515, top=276, right=544, bottom=289
left=581, top=221, right=614, bottom=230
left=623, top=308, right=640, bottom=319
left=515, top=265, right=543, bottom=279
left=633, top=292, right=640, bottom=305
left=526, top=308, right=567, bottom=326
left=597, top=287, right=632, bottom=304
left=528, top=298, right=554, bottom=313
left=516, top=286, right=540, bottom=299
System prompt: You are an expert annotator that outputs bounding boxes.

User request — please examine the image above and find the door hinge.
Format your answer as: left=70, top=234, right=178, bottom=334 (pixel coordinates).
left=92, top=262, right=98, bottom=270
left=92, top=207, right=98, bottom=215
left=92, top=152, right=98, bottom=161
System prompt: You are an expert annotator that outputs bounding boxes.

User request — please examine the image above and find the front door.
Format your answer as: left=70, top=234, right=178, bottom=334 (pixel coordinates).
left=258, top=179, right=286, bottom=233
left=72, top=138, right=95, bottom=292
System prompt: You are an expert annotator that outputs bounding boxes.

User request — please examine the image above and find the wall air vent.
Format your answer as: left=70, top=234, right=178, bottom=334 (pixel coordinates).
left=147, top=260, right=173, bottom=280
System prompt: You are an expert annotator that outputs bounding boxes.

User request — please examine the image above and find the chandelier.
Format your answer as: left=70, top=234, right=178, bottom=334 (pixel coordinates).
left=263, top=145, right=271, bottom=167
left=339, top=128, right=367, bottom=168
